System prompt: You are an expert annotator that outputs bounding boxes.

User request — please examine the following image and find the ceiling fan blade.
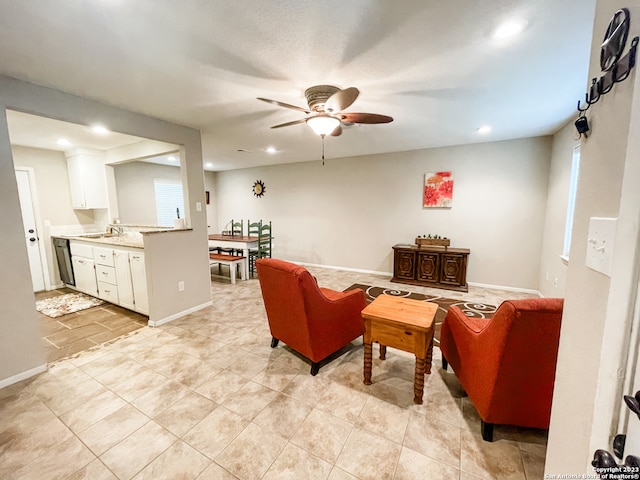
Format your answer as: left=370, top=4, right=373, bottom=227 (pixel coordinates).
left=325, top=87, right=360, bottom=113
left=270, top=118, right=306, bottom=129
left=341, top=112, right=393, bottom=124
left=330, top=124, right=343, bottom=136
left=257, top=97, right=310, bottom=114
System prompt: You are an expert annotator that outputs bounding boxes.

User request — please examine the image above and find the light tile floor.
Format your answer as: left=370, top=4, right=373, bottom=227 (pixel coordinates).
left=0, top=267, right=546, bottom=480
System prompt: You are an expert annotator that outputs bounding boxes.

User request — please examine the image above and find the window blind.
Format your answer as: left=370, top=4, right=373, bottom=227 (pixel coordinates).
left=153, top=179, right=185, bottom=226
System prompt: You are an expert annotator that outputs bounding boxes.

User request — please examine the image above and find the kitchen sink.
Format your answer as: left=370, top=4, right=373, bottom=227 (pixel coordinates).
left=74, top=233, right=117, bottom=239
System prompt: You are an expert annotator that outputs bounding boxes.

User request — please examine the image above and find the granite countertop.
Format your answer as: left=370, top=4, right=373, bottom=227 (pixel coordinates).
left=59, top=233, right=144, bottom=249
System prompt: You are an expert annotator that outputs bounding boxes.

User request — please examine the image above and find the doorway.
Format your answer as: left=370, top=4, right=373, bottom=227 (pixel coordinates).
left=15, top=167, right=49, bottom=292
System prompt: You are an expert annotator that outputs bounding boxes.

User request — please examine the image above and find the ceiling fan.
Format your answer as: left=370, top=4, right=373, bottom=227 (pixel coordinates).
left=257, top=85, right=393, bottom=137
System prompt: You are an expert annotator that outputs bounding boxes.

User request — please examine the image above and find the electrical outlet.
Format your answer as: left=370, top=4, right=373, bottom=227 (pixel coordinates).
left=178, top=281, right=185, bottom=292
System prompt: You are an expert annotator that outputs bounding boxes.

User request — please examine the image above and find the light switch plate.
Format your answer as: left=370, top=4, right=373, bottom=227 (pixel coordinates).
left=585, top=217, right=617, bottom=276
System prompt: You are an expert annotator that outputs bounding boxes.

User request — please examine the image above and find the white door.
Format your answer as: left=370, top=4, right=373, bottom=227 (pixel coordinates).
left=15, top=169, right=45, bottom=291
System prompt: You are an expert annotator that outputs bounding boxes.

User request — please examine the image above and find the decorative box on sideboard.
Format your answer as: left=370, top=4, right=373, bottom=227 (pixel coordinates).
left=392, top=244, right=469, bottom=292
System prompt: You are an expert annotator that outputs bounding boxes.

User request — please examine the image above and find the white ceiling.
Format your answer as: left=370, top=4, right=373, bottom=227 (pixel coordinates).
left=0, top=1, right=596, bottom=171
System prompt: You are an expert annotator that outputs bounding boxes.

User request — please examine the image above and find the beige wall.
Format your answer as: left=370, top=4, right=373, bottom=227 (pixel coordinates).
left=546, top=1, right=640, bottom=473
left=538, top=122, right=578, bottom=297
left=0, top=109, right=46, bottom=383
left=0, top=75, right=211, bottom=384
left=204, top=170, right=217, bottom=235
left=11, top=145, right=100, bottom=285
left=215, top=137, right=552, bottom=290
left=113, top=161, right=182, bottom=225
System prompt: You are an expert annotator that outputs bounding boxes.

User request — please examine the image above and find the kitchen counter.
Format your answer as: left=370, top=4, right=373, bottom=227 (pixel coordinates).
left=58, top=233, right=144, bottom=249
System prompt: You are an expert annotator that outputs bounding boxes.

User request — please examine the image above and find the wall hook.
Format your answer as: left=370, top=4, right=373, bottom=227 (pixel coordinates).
left=587, top=78, right=601, bottom=105
left=577, top=96, right=590, bottom=112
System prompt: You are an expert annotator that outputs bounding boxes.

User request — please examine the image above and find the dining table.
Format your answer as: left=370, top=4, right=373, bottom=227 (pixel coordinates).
left=208, top=234, right=259, bottom=280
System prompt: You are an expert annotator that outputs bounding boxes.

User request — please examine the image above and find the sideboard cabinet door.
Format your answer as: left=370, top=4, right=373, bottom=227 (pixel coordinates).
left=417, top=253, right=440, bottom=283
left=394, top=250, right=416, bottom=280
left=440, top=253, right=467, bottom=287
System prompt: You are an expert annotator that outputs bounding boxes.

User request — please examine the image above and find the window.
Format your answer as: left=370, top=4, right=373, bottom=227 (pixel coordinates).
left=153, top=179, right=184, bottom=227
left=562, top=145, right=581, bottom=259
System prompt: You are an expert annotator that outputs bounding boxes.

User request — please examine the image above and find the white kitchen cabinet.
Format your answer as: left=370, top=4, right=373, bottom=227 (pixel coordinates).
left=94, top=248, right=119, bottom=303
left=66, top=149, right=108, bottom=209
left=68, top=240, right=148, bottom=316
left=129, top=252, right=148, bottom=315
left=97, top=281, right=118, bottom=303
left=114, top=249, right=135, bottom=311
left=72, top=256, right=97, bottom=296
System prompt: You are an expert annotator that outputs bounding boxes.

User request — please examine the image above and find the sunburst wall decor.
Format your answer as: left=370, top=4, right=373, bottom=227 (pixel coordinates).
left=253, top=180, right=266, bottom=197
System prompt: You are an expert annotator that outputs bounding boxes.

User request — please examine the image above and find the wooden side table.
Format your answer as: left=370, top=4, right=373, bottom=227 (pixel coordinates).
left=361, top=295, right=438, bottom=404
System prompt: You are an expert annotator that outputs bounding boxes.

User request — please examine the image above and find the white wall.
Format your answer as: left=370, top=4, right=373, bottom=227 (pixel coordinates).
left=0, top=109, right=46, bottom=383
left=546, top=1, right=640, bottom=473
left=0, top=75, right=211, bottom=384
left=215, top=136, right=552, bottom=290
left=538, top=122, right=578, bottom=297
left=204, top=170, right=217, bottom=235
left=11, top=145, right=100, bottom=286
left=113, top=161, right=182, bottom=225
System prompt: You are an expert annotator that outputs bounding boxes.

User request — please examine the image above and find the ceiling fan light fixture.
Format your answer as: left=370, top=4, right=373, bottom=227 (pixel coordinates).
left=306, top=115, right=341, bottom=136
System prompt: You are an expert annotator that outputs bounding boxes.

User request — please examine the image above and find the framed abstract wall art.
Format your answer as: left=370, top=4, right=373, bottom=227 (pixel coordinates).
left=423, top=171, right=454, bottom=208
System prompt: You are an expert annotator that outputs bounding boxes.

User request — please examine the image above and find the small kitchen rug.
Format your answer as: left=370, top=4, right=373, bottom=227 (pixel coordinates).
left=36, top=292, right=104, bottom=318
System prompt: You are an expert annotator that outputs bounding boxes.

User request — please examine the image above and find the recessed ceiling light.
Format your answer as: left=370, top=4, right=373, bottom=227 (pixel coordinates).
left=90, top=125, right=109, bottom=135
left=477, top=125, right=492, bottom=134
left=266, top=146, right=277, bottom=154
left=493, top=19, right=528, bottom=39
left=57, top=138, right=71, bottom=146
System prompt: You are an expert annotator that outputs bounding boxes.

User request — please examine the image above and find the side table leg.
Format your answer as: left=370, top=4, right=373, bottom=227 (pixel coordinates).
left=425, top=332, right=434, bottom=374
left=414, top=357, right=425, bottom=404
left=364, top=342, right=373, bottom=385
left=379, top=344, right=387, bottom=360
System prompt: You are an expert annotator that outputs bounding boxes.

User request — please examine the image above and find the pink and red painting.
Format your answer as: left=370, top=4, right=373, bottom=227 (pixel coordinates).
left=423, top=171, right=454, bottom=208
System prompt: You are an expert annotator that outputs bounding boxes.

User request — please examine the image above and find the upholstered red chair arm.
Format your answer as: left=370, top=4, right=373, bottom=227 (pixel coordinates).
left=304, top=286, right=367, bottom=360
left=440, top=305, right=512, bottom=414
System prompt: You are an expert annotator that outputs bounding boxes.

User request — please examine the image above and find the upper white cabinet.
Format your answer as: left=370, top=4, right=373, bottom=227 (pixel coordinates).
left=66, top=148, right=108, bottom=209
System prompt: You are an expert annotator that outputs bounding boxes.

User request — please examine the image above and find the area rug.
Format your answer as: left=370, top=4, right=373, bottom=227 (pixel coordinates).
left=345, top=284, right=496, bottom=345
left=36, top=292, right=104, bottom=318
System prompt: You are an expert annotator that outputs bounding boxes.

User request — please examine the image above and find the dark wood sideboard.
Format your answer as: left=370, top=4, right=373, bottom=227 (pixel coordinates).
left=392, top=244, right=470, bottom=292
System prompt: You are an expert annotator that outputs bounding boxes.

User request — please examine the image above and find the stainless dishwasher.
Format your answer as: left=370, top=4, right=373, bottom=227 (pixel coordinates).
left=53, top=237, right=75, bottom=286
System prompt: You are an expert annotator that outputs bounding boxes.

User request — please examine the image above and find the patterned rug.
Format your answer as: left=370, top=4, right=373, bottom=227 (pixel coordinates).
left=36, top=292, right=104, bottom=318
left=345, top=284, right=497, bottom=345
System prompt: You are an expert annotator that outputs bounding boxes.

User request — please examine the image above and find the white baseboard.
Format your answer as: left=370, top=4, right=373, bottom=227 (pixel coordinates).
left=148, top=300, right=214, bottom=327
left=468, top=281, right=542, bottom=297
left=295, top=261, right=392, bottom=277
left=294, top=261, right=542, bottom=296
left=0, top=363, right=47, bottom=389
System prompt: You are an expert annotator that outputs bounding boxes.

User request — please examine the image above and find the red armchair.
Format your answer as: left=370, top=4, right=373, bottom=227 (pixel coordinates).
left=255, top=258, right=367, bottom=375
left=439, top=298, right=563, bottom=441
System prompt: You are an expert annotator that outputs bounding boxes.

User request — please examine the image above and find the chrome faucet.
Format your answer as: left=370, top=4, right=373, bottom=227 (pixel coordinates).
left=110, top=225, right=124, bottom=236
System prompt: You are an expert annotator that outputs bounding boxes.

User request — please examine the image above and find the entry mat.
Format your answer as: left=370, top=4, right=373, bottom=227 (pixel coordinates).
left=344, top=284, right=496, bottom=345
left=36, top=292, right=104, bottom=318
